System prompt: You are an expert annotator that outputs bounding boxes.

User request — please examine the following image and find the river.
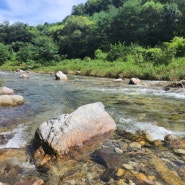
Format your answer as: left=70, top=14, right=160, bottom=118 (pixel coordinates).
left=0, top=71, right=185, bottom=184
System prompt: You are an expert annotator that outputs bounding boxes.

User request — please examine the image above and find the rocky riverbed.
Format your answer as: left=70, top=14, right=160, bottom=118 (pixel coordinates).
left=0, top=129, right=185, bottom=185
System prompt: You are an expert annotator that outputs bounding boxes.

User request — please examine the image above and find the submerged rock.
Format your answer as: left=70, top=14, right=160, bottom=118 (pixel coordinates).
left=165, top=80, right=185, bottom=89
left=91, top=130, right=185, bottom=184
left=113, top=78, right=123, bottom=82
left=0, top=87, right=14, bottom=95
left=164, top=134, right=180, bottom=147
left=16, top=179, right=44, bottom=185
left=33, top=102, right=116, bottom=164
left=0, top=95, right=24, bottom=106
left=19, top=74, right=29, bottom=78
left=164, top=80, right=185, bottom=94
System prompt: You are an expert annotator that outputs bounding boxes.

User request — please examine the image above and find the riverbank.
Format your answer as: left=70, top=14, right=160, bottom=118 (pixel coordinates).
left=0, top=57, right=185, bottom=81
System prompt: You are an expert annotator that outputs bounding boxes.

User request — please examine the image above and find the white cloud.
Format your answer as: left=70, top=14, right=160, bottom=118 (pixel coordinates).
left=0, top=0, right=87, bottom=25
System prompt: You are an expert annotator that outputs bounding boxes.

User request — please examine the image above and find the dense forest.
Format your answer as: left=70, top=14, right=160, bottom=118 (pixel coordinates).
left=0, top=0, right=185, bottom=80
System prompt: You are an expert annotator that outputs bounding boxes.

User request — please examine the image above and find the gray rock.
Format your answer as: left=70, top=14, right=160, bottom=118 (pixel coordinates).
left=33, top=102, right=116, bottom=156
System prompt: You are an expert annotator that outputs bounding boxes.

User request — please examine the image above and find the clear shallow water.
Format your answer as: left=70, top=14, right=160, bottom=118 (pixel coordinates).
left=0, top=71, right=185, bottom=148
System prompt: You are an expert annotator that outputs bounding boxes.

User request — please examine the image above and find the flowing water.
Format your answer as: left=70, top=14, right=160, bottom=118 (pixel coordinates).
left=0, top=71, right=185, bottom=184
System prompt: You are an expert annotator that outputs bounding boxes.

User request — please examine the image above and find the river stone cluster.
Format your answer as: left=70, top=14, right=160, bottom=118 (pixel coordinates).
left=33, top=102, right=116, bottom=164
left=0, top=86, right=24, bottom=106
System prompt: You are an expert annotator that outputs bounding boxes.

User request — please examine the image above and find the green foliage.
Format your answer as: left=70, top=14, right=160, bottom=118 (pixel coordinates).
left=163, top=36, right=185, bottom=57
left=94, top=49, right=107, bottom=60
left=0, top=42, right=9, bottom=65
left=110, top=0, right=143, bottom=44
left=107, top=42, right=129, bottom=61
left=17, top=43, right=35, bottom=65
left=91, top=5, right=119, bottom=51
left=0, top=22, right=34, bottom=45
left=0, top=0, right=185, bottom=81
left=72, top=4, right=85, bottom=16
left=59, top=16, right=94, bottom=58
left=33, top=36, right=59, bottom=65
left=106, top=42, right=176, bottom=66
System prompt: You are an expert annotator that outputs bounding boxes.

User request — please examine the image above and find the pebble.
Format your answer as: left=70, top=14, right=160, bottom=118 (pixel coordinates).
left=174, top=149, right=185, bottom=155
left=117, top=179, right=127, bottom=185
left=123, top=164, right=133, bottom=170
left=129, top=180, right=136, bottom=185
left=115, top=147, right=123, bottom=154
left=116, top=168, right=125, bottom=177
left=129, top=142, right=141, bottom=149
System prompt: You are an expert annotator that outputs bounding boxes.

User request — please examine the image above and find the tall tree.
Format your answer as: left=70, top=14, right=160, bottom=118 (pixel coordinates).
left=0, top=22, right=33, bottom=45
left=59, top=16, right=94, bottom=58
left=33, top=35, right=59, bottom=65
left=110, top=0, right=143, bottom=45
left=158, top=3, right=181, bottom=42
left=0, top=43, right=9, bottom=65
left=140, top=1, right=164, bottom=46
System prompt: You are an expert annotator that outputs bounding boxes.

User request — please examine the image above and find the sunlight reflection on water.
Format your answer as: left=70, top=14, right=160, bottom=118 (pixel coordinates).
left=0, top=71, right=185, bottom=148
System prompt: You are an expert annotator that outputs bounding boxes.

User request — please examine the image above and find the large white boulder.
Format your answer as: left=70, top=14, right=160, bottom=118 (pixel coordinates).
left=33, top=102, right=116, bottom=157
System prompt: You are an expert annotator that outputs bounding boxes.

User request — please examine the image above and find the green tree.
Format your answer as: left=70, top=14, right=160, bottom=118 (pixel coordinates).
left=33, top=36, right=59, bottom=65
left=17, top=43, right=35, bottom=65
left=90, top=5, right=119, bottom=51
left=82, top=0, right=126, bottom=16
left=59, top=16, right=94, bottom=58
left=140, top=1, right=164, bottom=46
left=72, top=4, right=85, bottom=16
left=0, top=42, right=9, bottom=65
left=110, top=0, right=143, bottom=44
left=158, top=3, right=181, bottom=42
left=0, top=22, right=34, bottom=45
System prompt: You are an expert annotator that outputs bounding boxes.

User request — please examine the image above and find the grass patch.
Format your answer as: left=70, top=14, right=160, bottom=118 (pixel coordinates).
left=1, top=57, right=185, bottom=81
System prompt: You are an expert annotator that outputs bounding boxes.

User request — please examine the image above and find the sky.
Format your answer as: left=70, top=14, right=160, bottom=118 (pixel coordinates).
left=0, top=0, right=87, bottom=26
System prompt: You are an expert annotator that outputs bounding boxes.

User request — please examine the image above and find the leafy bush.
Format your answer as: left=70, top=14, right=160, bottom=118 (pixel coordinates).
left=94, top=49, right=107, bottom=60
left=163, top=37, right=185, bottom=57
left=142, top=47, right=173, bottom=65
left=106, top=43, right=129, bottom=62
left=0, top=43, right=9, bottom=65
left=144, top=48, right=162, bottom=64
